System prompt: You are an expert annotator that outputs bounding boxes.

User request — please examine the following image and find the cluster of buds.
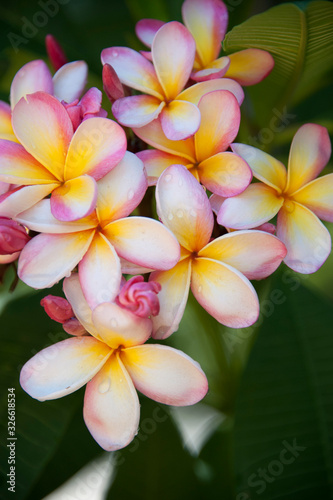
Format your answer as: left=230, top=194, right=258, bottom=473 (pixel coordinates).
left=0, top=0, right=332, bottom=451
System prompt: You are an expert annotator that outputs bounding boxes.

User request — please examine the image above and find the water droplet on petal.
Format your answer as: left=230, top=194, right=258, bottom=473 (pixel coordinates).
left=168, top=212, right=173, bottom=220
left=127, top=189, right=134, bottom=200
left=164, top=174, right=172, bottom=183
left=178, top=178, right=183, bottom=187
left=98, top=377, right=111, bottom=394
left=19, top=70, right=26, bottom=77
left=190, top=209, right=197, bottom=217
left=110, top=318, right=118, bottom=328
left=176, top=209, right=183, bottom=218
left=112, top=50, right=118, bottom=57
left=198, top=285, right=202, bottom=293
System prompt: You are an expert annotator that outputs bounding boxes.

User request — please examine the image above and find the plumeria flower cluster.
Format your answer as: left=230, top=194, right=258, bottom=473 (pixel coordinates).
left=0, top=0, right=332, bottom=451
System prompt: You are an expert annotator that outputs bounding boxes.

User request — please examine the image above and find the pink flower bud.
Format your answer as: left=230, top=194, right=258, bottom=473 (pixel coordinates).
left=0, top=218, right=30, bottom=255
left=63, top=318, right=87, bottom=336
left=40, top=295, right=73, bottom=323
left=102, top=64, right=125, bottom=103
left=45, top=34, right=68, bottom=71
left=116, top=276, right=161, bottom=318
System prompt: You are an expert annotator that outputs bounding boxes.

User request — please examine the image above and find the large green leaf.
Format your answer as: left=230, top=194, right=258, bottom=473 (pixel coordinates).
left=233, top=278, right=333, bottom=499
left=223, top=1, right=333, bottom=124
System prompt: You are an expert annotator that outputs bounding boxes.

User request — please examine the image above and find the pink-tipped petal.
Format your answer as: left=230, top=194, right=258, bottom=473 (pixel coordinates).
left=200, top=230, right=287, bottom=279
left=277, top=201, right=331, bottom=274
left=10, top=60, right=53, bottom=109
left=182, top=0, right=228, bottom=67
left=79, top=232, right=121, bottom=309
left=191, top=57, right=230, bottom=82
left=50, top=175, right=97, bottom=222
left=150, top=259, right=192, bottom=339
left=231, top=143, right=287, bottom=192
left=119, top=257, right=154, bottom=275
left=65, top=117, right=126, bottom=181
left=112, top=95, right=165, bottom=128
left=160, top=100, right=201, bottom=141
left=286, top=124, right=331, bottom=194
left=53, top=61, right=88, bottom=103
left=225, top=49, right=274, bottom=86
left=192, top=257, right=259, bottom=327
left=195, top=90, right=240, bottom=161
left=209, top=193, right=224, bottom=215
left=152, top=22, right=196, bottom=100
left=137, top=150, right=188, bottom=186
left=18, top=230, right=95, bottom=289
left=45, top=34, right=68, bottom=71
left=178, top=78, right=244, bottom=106
left=123, top=344, right=208, bottom=405
left=20, top=336, right=111, bottom=401
left=92, top=302, right=152, bottom=348
left=97, top=151, right=147, bottom=223
left=0, top=252, right=20, bottom=264
left=198, top=152, right=252, bottom=196
left=103, top=217, right=180, bottom=271
left=135, top=19, right=165, bottom=47
left=83, top=353, right=140, bottom=451
left=156, top=165, right=213, bottom=252
left=101, top=47, right=163, bottom=99
left=12, top=92, right=73, bottom=181
left=292, top=173, right=333, bottom=222
left=0, top=184, right=58, bottom=219
left=217, top=183, right=283, bottom=229
left=133, top=119, right=196, bottom=162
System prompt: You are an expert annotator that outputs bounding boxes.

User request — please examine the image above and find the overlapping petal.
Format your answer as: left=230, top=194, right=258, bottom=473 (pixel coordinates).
left=0, top=185, right=59, bottom=218
left=50, top=175, right=97, bottom=221
left=191, top=56, right=230, bottom=82
left=137, top=150, right=189, bottom=186
left=225, top=49, right=274, bottom=86
left=159, top=100, right=201, bottom=141
left=53, top=60, right=88, bottom=103
left=178, top=78, right=244, bottom=106
left=122, top=344, right=208, bottom=405
left=20, top=336, right=111, bottom=401
left=292, top=173, right=333, bottom=222
left=10, top=60, right=53, bottom=109
left=112, top=95, right=165, bottom=128
left=0, top=101, right=16, bottom=141
left=135, top=19, right=165, bottom=47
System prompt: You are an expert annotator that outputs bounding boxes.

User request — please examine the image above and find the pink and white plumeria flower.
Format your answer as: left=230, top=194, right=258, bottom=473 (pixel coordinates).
left=218, top=124, right=333, bottom=274
left=20, top=273, right=208, bottom=451
left=136, top=89, right=252, bottom=196
left=0, top=91, right=126, bottom=222
left=150, top=164, right=287, bottom=338
left=15, top=152, right=180, bottom=309
left=136, top=0, right=274, bottom=84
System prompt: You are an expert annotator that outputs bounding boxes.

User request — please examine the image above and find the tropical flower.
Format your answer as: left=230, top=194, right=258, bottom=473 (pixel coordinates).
left=20, top=273, right=208, bottom=451
left=0, top=218, right=30, bottom=264
left=150, top=164, right=287, bottom=338
left=217, top=124, right=333, bottom=273
left=136, top=89, right=252, bottom=196
left=0, top=91, right=126, bottom=221
left=101, top=21, right=243, bottom=140
left=15, top=152, right=180, bottom=309
left=135, top=0, right=274, bottom=84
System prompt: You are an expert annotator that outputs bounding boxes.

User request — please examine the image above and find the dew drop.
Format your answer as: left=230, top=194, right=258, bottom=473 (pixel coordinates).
left=198, top=285, right=202, bottom=293
left=112, top=50, right=118, bottom=57
left=127, top=189, right=134, bottom=200
left=19, top=70, right=26, bottom=77
left=98, top=377, right=110, bottom=394
left=178, top=178, right=183, bottom=187
left=111, top=318, right=118, bottom=328
left=190, top=209, right=197, bottom=217
left=176, top=209, right=184, bottom=218
left=168, top=212, right=174, bottom=220
left=164, top=174, right=172, bottom=182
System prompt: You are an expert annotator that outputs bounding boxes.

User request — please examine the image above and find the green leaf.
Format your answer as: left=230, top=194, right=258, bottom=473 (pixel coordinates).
left=223, top=1, right=333, bottom=124
left=233, top=278, right=333, bottom=499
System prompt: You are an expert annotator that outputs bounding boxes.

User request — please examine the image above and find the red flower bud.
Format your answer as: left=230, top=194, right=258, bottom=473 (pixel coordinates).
left=116, top=276, right=161, bottom=318
left=102, top=64, right=125, bottom=103
left=40, top=295, right=73, bottom=323
left=45, top=34, right=68, bottom=71
left=0, top=218, right=30, bottom=255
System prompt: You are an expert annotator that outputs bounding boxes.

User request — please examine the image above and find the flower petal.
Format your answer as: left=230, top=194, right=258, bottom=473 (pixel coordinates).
left=50, top=175, right=97, bottom=222
left=15, top=199, right=97, bottom=233
left=152, top=21, right=196, bottom=100
left=103, top=217, right=180, bottom=271
left=137, top=150, right=188, bottom=186
left=292, top=173, right=333, bottom=222
left=198, top=152, right=252, bottom=196
left=0, top=101, right=16, bottom=141
left=277, top=201, right=331, bottom=273
left=133, top=119, right=196, bottom=162
left=119, top=257, right=154, bottom=275
left=97, top=151, right=147, bottom=223
left=122, top=344, right=208, bottom=405
left=64, top=117, right=126, bottom=181
left=10, top=60, right=53, bottom=109
left=150, top=259, right=192, bottom=339
left=79, top=232, right=121, bottom=309
left=156, top=164, right=213, bottom=252
left=83, top=353, right=140, bottom=451
left=217, top=183, right=283, bottom=229
left=285, top=124, right=331, bottom=194
left=12, top=92, right=73, bottom=181
left=53, top=61, right=88, bottom=103
left=0, top=252, right=19, bottom=264
left=195, top=90, right=240, bottom=161
left=112, top=95, right=165, bottom=128
left=0, top=139, right=58, bottom=185
left=178, top=78, right=244, bottom=106
left=160, top=100, right=201, bottom=141
left=20, top=336, right=111, bottom=401
left=225, top=49, right=274, bottom=86
left=192, top=257, right=259, bottom=327
left=199, top=230, right=287, bottom=279
left=231, top=143, right=287, bottom=191
left=18, top=230, right=95, bottom=288
left=92, top=302, right=152, bottom=348
left=101, top=47, right=163, bottom=99
left=182, top=0, right=228, bottom=67
left=135, top=19, right=165, bottom=47
left=191, top=57, right=230, bottom=82
left=0, top=185, right=58, bottom=218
